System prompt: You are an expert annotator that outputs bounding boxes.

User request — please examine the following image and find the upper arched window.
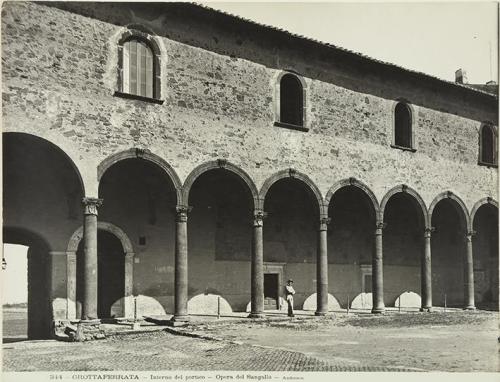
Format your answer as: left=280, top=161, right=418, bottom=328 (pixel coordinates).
left=394, top=102, right=413, bottom=150
left=123, top=39, right=154, bottom=98
left=116, top=30, right=162, bottom=103
left=275, top=72, right=306, bottom=131
left=479, top=124, right=497, bottom=166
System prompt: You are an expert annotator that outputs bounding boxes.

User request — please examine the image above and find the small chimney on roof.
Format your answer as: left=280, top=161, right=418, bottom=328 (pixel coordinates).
left=455, top=69, right=468, bottom=84
left=486, top=80, right=497, bottom=85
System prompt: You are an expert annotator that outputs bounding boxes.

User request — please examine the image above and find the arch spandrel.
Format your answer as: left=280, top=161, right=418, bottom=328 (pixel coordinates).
left=182, top=160, right=259, bottom=209
left=97, top=148, right=182, bottom=204
left=259, top=169, right=326, bottom=216
left=379, top=184, right=429, bottom=228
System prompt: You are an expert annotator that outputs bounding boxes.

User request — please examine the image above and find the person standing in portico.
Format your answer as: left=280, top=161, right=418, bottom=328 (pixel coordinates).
left=285, top=279, right=296, bottom=317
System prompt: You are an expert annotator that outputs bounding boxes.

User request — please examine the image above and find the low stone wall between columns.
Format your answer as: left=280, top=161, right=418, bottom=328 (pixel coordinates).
left=302, top=293, right=341, bottom=311
left=187, top=294, right=233, bottom=315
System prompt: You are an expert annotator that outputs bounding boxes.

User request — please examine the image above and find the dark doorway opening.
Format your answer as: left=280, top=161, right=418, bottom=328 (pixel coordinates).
left=76, top=230, right=125, bottom=319
left=264, top=273, right=279, bottom=310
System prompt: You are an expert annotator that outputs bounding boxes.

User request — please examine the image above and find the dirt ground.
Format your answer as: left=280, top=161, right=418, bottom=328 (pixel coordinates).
left=2, top=307, right=499, bottom=372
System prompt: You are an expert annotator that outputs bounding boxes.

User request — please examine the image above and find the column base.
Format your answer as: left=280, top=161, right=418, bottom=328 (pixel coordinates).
left=73, top=319, right=105, bottom=342
left=314, top=311, right=328, bottom=316
left=168, top=314, right=190, bottom=326
left=371, top=307, right=385, bottom=314
left=248, top=312, right=265, bottom=319
left=464, top=306, right=476, bottom=311
left=419, top=307, right=432, bottom=312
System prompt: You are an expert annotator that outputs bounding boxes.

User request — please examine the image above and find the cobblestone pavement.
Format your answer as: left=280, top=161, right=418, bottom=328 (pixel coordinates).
left=3, top=330, right=413, bottom=372
left=3, top=309, right=498, bottom=372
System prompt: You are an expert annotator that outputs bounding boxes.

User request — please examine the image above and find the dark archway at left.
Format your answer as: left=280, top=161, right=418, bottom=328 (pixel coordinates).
left=3, top=228, right=52, bottom=340
left=3, top=133, right=85, bottom=339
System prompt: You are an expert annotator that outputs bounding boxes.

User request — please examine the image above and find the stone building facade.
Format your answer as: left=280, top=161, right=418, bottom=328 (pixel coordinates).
left=2, top=2, right=498, bottom=339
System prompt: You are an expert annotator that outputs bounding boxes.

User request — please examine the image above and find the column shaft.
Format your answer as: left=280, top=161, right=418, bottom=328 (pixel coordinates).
left=465, top=232, right=476, bottom=310
left=372, top=222, right=385, bottom=313
left=249, top=210, right=265, bottom=318
left=315, top=217, right=330, bottom=316
left=421, top=228, right=432, bottom=311
left=81, top=197, right=102, bottom=320
left=173, top=206, right=190, bottom=321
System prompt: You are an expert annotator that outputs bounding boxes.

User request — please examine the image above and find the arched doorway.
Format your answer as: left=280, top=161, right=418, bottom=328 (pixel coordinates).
left=327, top=183, right=377, bottom=308
left=98, top=153, right=179, bottom=315
left=76, top=231, right=125, bottom=319
left=68, top=221, right=134, bottom=320
left=472, top=202, right=499, bottom=310
left=430, top=198, right=468, bottom=307
left=382, top=190, right=427, bottom=306
left=186, top=166, right=255, bottom=313
left=262, top=174, right=321, bottom=311
left=3, top=132, right=84, bottom=338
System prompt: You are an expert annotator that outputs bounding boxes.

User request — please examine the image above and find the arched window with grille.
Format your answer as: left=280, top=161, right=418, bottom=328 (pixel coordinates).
left=394, top=102, right=413, bottom=149
left=275, top=72, right=306, bottom=131
left=479, top=123, right=497, bottom=166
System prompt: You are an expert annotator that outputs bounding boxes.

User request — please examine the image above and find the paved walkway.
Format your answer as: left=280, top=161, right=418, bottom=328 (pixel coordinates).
left=3, top=330, right=413, bottom=372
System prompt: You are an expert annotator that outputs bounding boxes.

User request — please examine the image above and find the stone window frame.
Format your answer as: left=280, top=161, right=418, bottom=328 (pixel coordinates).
left=273, top=70, right=308, bottom=132
left=390, top=99, right=416, bottom=152
left=114, top=28, right=164, bottom=105
left=478, top=122, right=498, bottom=168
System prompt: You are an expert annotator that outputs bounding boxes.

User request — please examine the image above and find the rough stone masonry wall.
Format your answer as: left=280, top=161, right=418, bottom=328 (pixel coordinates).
left=1, top=2, right=498, bottom=318
left=2, top=2, right=497, bottom=211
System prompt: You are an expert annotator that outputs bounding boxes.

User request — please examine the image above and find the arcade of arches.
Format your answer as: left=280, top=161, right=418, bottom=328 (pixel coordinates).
left=3, top=132, right=498, bottom=338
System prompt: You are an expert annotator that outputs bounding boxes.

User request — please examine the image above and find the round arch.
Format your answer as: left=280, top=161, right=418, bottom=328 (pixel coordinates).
left=471, top=197, right=499, bottom=227
left=66, top=221, right=135, bottom=319
left=115, top=26, right=164, bottom=100
left=259, top=169, right=325, bottom=215
left=379, top=184, right=429, bottom=227
left=67, top=222, right=134, bottom=254
left=182, top=159, right=259, bottom=209
left=428, top=191, right=471, bottom=231
left=3, top=132, right=86, bottom=196
left=325, top=177, right=379, bottom=214
left=97, top=148, right=182, bottom=204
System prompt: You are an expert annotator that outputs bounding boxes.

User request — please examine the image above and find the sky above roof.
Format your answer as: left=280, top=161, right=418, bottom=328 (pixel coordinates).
left=208, top=1, right=498, bottom=85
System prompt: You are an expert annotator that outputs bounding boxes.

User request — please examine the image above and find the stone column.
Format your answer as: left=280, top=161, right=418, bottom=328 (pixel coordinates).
left=172, top=205, right=191, bottom=322
left=316, top=217, right=330, bottom=316
left=420, top=227, right=433, bottom=312
left=249, top=210, right=266, bottom=318
left=81, top=197, right=103, bottom=320
left=66, top=252, right=77, bottom=319
left=124, top=252, right=135, bottom=318
left=372, top=221, right=385, bottom=313
left=465, top=230, right=476, bottom=310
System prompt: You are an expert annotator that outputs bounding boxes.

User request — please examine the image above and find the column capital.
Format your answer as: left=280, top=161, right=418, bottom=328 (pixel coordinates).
left=319, top=217, right=331, bottom=231
left=82, top=197, right=103, bottom=216
left=375, top=221, right=387, bottom=231
left=424, top=227, right=436, bottom=237
left=253, top=209, right=267, bottom=227
left=466, top=230, right=476, bottom=241
left=175, top=205, right=192, bottom=222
